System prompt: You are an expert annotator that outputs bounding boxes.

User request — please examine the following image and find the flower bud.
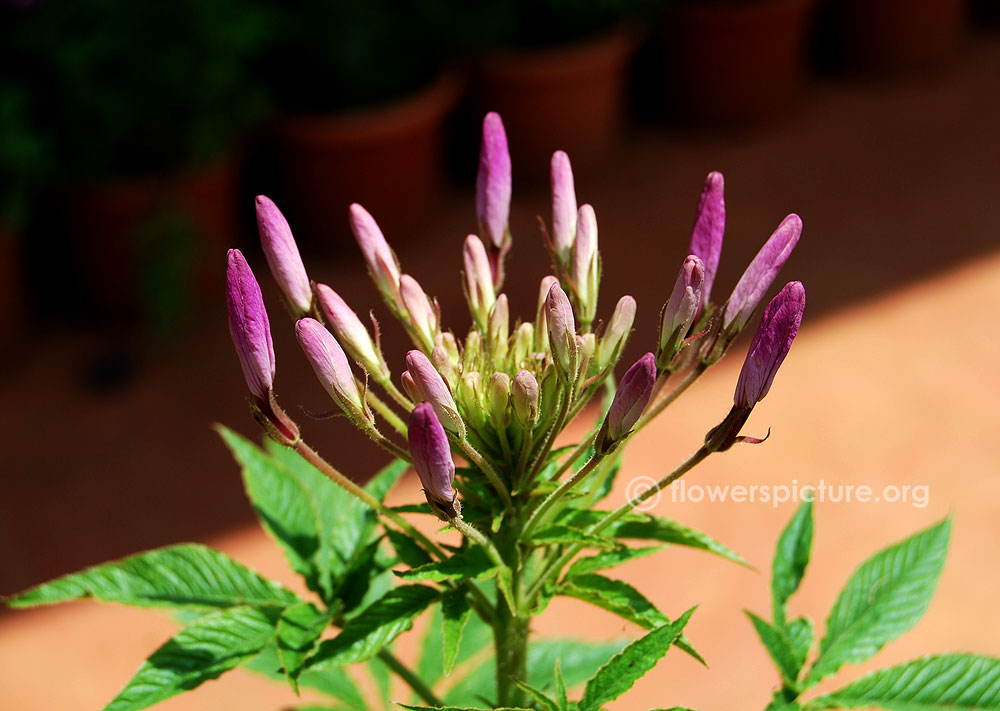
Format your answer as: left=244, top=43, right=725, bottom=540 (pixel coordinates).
left=571, top=204, right=600, bottom=326
left=599, top=352, right=656, bottom=452
left=476, top=112, right=512, bottom=250
left=597, top=295, right=636, bottom=369
left=688, top=172, right=725, bottom=312
left=735, top=281, right=805, bottom=408
left=550, top=150, right=577, bottom=262
left=511, top=322, right=534, bottom=365
left=432, top=342, right=460, bottom=390
left=350, top=203, right=402, bottom=308
left=463, top=234, right=496, bottom=328
left=487, top=293, right=509, bottom=360
left=401, top=370, right=419, bottom=401
left=400, top=274, right=439, bottom=349
left=226, top=249, right=275, bottom=402
left=408, top=403, right=459, bottom=518
left=457, top=371, right=487, bottom=432
left=406, top=349, right=464, bottom=435
left=488, top=372, right=511, bottom=429
left=534, top=275, right=559, bottom=352
left=463, top=330, right=483, bottom=370
left=723, top=214, right=802, bottom=332
left=545, top=282, right=579, bottom=382
left=511, top=370, right=540, bottom=428
left=576, top=334, right=594, bottom=387
left=295, top=318, right=371, bottom=423
left=255, top=195, right=312, bottom=316
left=658, top=255, right=705, bottom=370
left=315, top=283, right=388, bottom=382
left=537, top=366, right=560, bottom=428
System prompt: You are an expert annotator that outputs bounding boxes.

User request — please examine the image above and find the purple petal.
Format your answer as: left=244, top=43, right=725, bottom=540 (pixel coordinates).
left=408, top=403, right=456, bottom=503
left=226, top=249, right=274, bottom=401
left=550, top=150, right=577, bottom=259
left=724, top=213, right=802, bottom=331
left=315, top=284, right=383, bottom=377
left=349, top=203, right=402, bottom=304
left=607, top=353, right=656, bottom=441
left=406, top=349, right=460, bottom=431
left=734, top=281, right=806, bottom=408
left=295, top=317, right=364, bottom=413
left=256, top=195, right=312, bottom=315
left=688, top=172, right=725, bottom=310
left=545, top=282, right=577, bottom=377
left=475, top=112, right=512, bottom=249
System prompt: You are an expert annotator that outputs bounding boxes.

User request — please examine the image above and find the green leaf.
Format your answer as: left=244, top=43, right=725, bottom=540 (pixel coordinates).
left=369, top=652, right=392, bottom=706
left=244, top=645, right=367, bottom=710
left=417, top=602, right=493, bottom=690
left=307, top=585, right=440, bottom=669
left=787, top=617, right=814, bottom=675
left=6, top=543, right=297, bottom=610
left=578, top=608, right=696, bottom=711
left=530, top=525, right=618, bottom=549
left=386, top=528, right=434, bottom=568
left=806, top=518, right=951, bottom=685
left=564, top=546, right=663, bottom=579
left=773, top=501, right=813, bottom=628
left=807, top=654, right=1000, bottom=710
left=747, top=610, right=802, bottom=686
left=559, top=574, right=703, bottom=664
left=276, top=602, right=330, bottom=693
left=399, top=707, right=532, bottom=711
left=513, top=679, right=559, bottom=711
left=396, top=546, right=499, bottom=583
left=607, top=514, right=749, bottom=566
left=554, top=660, right=568, bottom=711
left=103, top=606, right=282, bottom=711
left=442, top=588, right=472, bottom=675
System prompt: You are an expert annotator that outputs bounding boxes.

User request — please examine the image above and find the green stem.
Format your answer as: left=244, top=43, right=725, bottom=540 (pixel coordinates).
left=366, top=389, right=408, bottom=437
left=382, top=379, right=415, bottom=412
left=494, top=604, right=530, bottom=708
left=376, top=649, right=444, bottom=707
left=523, top=454, right=604, bottom=539
left=454, top=437, right=512, bottom=507
left=633, top=365, right=704, bottom=432
left=526, top=382, right=575, bottom=481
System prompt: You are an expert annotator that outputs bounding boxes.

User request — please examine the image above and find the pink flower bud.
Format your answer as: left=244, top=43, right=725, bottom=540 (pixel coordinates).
left=688, top=172, right=725, bottom=312
left=225, top=249, right=275, bottom=402
left=295, top=317, right=370, bottom=421
left=406, top=349, right=463, bottom=435
left=463, top=234, right=495, bottom=326
left=401, top=370, right=419, bottom=401
left=603, top=352, right=657, bottom=447
left=550, top=150, right=577, bottom=261
left=724, top=214, right=802, bottom=332
left=400, top=274, right=439, bottom=348
left=315, top=283, right=387, bottom=382
left=349, top=203, right=402, bottom=307
left=408, top=403, right=457, bottom=511
left=546, top=282, right=578, bottom=381
left=597, top=295, right=636, bottom=369
left=255, top=195, right=312, bottom=316
left=511, top=369, right=540, bottom=428
left=734, top=281, right=805, bottom=408
left=658, top=255, right=705, bottom=368
left=571, top=204, right=600, bottom=324
left=476, top=112, right=512, bottom=250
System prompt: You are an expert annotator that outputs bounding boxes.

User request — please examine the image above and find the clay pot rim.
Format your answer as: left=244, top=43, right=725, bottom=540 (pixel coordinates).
left=479, top=25, right=640, bottom=82
left=276, top=70, right=465, bottom=145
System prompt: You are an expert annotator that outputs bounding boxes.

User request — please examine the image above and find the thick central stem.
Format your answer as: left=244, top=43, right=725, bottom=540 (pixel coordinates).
left=494, top=603, right=530, bottom=707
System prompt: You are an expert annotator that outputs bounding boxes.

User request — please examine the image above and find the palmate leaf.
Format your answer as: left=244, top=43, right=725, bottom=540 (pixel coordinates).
left=276, top=602, right=331, bottom=693
left=578, top=608, right=696, bottom=711
left=103, top=605, right=283, bottom=711
left=416, top=601, right=494, bottom=690
left=747, top=611, right=803, bottom=686
left=5, top=543, right=297, bottom=610
left=529, top=525, right=618, bottom=549
left=807, top=654, right=1000, bottom=710
left=396, top=546, right=499, bottom=583
left=307, top=585, right=440, bottom=669
left=246, top=646, right=369, bottom=711
left=564, top=546, right=663, bottom=579
left=806, top=518, right=951, bottom=685
left=442, top=588, right=473, bottom=675
left=513, top=679, right=560, bottom=711
left=773, top=501, right=813, bottom=628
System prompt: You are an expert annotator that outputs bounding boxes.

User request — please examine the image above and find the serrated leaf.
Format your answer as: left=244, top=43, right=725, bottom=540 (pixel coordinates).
left=578, top=608, right=696, bottom=711
left=608, top=515, right=749, bottom=566
left=6, top=543, right=297, bottom=610
left=399, top=706, right=532, bottom=711
left=807, top=654, right=1000, bottom=710
left=773, top=501, right=813, bottom=628
left=307, top=585, right=440, bottom=669
left=513, top=679, right=559, bottom=711
left=417, top=602, right=493, bottom=690
left=787, top=617, right=814, bottom=674
left=277, top=602, right=330, bottom=693
left=564, top=546, right=663, bottom=579
left=559, top=574, right=703, bottom=664
left=806, top=519, right=951, bottom=685
left=103, top=606, right=282, bottom=711
left=387, top=528, right=434, bottom=568
left=747, top=610, right=801, bottom=686
left=246, top=646, right=368, bottom=710
left=442, top=589, right=472, bottom=675
left=554, top=659, right=568, bottom=711
left=530, top=525, right=618, bottom=549
left=397, top=546, right=499, bottom=583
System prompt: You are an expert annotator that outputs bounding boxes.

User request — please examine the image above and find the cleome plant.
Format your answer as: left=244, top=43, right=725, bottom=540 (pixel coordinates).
left=6, top=113, right=999, bottom=711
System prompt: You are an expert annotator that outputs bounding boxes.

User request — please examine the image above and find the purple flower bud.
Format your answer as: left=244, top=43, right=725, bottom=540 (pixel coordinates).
left=550, top=150, right=577, bottom=261
left=597, top=295, right=636, bottom=369
left=604, top=353, right=657, bottom=446
left=408, top=403, right=457, bottom=510
left=688, top=172, right=725, bottom=311
left=463, top=234, right=496, bottom=328
left=256, top=195, right=312, bottom=316
left=724, top=214, right=802, bottom=332
left=295, top=318, right=370, bottom=420
left=400, top=274, right=439, bottom=348
left=406, top=349, right=464, bottom=435
left=571, top=204, right=600, bottom=324
left=511, top=369, right=540, bottom=427
left=349, top=203, right=402, bottom=307
left=226, top=249, right=275, bottom=402
left=534, top=275, right=559, bottom=352
left=476, top=112, right=512, bottom=249
left=546, top=282, right=579, bottom=382
left=734, top=281, right=805, bottom=408
left=658, top=255, right=705, bottom=368
left=315, top=283, right=387, bottom=382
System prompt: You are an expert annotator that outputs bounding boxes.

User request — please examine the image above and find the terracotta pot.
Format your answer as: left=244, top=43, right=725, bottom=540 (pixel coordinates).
left=0, top=225, right=21, bottom=349
left=662, top=0, right=816, bottom=123
left=65, top=155, right=240, bottom=324
left=837, top=0, right=969, bottom=72
left=476, top=28, right=637, bottom=180
left=275, top=72, right=461, bottom=248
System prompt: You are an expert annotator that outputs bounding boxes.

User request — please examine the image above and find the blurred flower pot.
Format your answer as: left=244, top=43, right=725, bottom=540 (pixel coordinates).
left=274, top=72, right=460, bottom=248
left=476, top=28, right=637, bottom=180
left=0, top=224, right=21, bottom=350
left=65, top=156, right=239, bottom=327
left=836, top=0, right=969, bottom=72
left=662, top=0, right=816, bottom=123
